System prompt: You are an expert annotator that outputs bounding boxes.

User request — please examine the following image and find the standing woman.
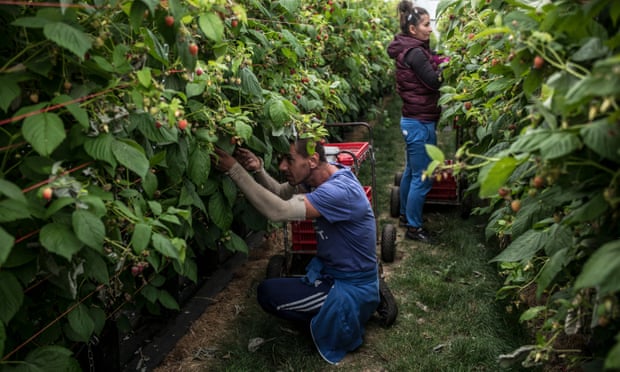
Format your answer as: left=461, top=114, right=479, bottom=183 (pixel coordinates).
left=387, top=1, right=444, bottom=243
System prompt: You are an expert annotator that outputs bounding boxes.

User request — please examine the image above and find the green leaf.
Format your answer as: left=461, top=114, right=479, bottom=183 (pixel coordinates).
left=235, top=121, right=253, bottom=141
left=166, top=139, right=189, bottom=180
left=267, top=98, right=290, bottom=127
left=84, top=134, right=117, bottom=167
left=478, top=157, right=518, bottom=198
left=240, top=68, right=262, bottom=97
left=425, top=144, right=445, bottom=162
left=40, top=223, right=83, bottom=260
left=194, top=128, right=218, bottom=143
left=489, top=229, right=545, bottom=263
left=0, top=199, right=31, bottom=222
left=222, top=177, right=237, bottom=205
left=140, top=0, right=159, bottom=15
left=152, top=233, right=180, bottom=260
left=538, top=132, right=582, bottom=160
left=148, top=201, right=162, bottom=216
left=158, top=289, right=180, bottom=310
left=11, top=16, right=50, bottom=28
left=575, top=239, right=620, bottom=295
left=0, top=272, right=24, bottom=324
left=52, top=94, right=89, bottom=129
left=67, top=304, right=95, bottom=343
left=78, top=195, right=108, bottom=218
left=137, top=67, right=152, bottom=88
left=279, top=0, right=301, bottom=13
left=509, top=129, right=549, bottom=154
left=112, top=138, right=149, bottom=177
left=543, top=224, right=572, bottom=256
left=571, top=37, right=609, bottom=62
left=45, top=197, right=76, bottom=219
left=0, top=227, right=15, bottom=265
left=224, top=230, right=249, bottom=253
left=131, top=223, right=152, bottom=254
left=133, top=112, right=178, bottom=143
left=143, top=28, right=168, bottom=65
left=179, top=180, right=206, bottom=213
left=142, top=171, right=158, bottom=198
left=605, top=337, right=620, bottom=370
left=519, top=305, right=546, bottom=322
left=22, top=112, right=66, bottom=157
left=43, top=22, right=92, bottom=60
left=198, top=12, right=224, bottom=43
left=72, top=210, right=105, bottom=252
left=188, top=145, right=211, bottom=187
left=0, top=179, right=26, bottom=203
left=141, top=285, right=158, bottom=303
left=81, top=248, right=110, bottom=284
left=23, top=345, right=81, bottom=371
left=580, top=119, right=620, bottom=162
left=186, top=82, right=205, bottom=98
left=564, top=193, right=608, bottom=224
left=0, top=75, right=20, bottom=113
left=536, top=248, right=568, bottom=297
left=37, top=347, right=83, bottom=371
left=208, top=191, right=233, bottom=230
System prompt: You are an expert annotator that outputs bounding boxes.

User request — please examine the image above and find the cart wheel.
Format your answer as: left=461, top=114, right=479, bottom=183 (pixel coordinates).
left=376, top=278, right=398, bottom=328
left=390, top=186, right=400, bottom=218
left=394, top=171, right=403, bottom=186
left=266, top=254, right=285, bottom=279
left=458, top=176, right=473, bottom=219
left=381, top=224, right=397, bottom=263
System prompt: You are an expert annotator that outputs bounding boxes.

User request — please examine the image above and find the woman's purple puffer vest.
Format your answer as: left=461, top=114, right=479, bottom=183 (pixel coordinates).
left=387, top=33, right=441, bottom=122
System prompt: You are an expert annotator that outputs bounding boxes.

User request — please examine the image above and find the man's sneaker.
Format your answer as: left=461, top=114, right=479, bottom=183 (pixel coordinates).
left=375, top=278, right=398, bottom=328
left=405, top=227, right=434, bottom=243
left=399, top=215, right=407, bottom=227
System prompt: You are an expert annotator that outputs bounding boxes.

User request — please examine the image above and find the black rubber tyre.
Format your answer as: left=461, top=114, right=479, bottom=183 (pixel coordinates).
left=394, top=171, right=403, bottom=186
left=265, top=254, right=285, bottom=279
left=458, top=175, right=473, bottom=219
left=390, top=186, right=400, bottom=218
left=376, top=278, right=398, bottom=328
left=380, top=224, right=397, bottom=263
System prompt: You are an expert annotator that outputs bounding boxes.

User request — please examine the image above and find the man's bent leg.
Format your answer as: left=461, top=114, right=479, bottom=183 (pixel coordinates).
left=257, top=277, right=334, bottom=323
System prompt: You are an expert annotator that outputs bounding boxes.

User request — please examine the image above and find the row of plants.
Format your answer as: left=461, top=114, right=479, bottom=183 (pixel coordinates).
left=0, top=0, right=397, bottom=369
left=431, top=0, right=619, bottom=369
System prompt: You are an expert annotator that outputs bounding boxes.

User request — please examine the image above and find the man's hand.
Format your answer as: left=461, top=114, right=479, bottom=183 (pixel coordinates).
left=212, top=147, right=238, bottom=172
left=234, top=148, right=263, bottom=172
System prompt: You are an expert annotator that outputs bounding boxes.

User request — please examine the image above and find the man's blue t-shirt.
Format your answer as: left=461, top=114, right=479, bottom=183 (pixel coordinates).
left=306, top=167, right=377, bottom=272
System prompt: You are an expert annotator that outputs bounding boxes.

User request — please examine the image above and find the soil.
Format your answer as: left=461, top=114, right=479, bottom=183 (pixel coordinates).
left=152, top=231, right=282, bottom=372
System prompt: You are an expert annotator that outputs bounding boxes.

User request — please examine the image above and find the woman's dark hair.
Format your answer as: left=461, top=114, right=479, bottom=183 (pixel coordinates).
left=397, top=0, right=429, bottom=34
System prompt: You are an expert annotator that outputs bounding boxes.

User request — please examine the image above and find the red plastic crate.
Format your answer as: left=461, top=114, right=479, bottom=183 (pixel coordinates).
left=427, top=160, right=457, bottom=200
left=291, top=186, right=372, bottom=251
left=324, top=142, right=370, bottom=167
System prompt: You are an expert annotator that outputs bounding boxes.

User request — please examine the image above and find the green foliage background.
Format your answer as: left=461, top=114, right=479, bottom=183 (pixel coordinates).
left=434, top=0, right=620, bottom=369
left=0, top=0, right=396, bottom=368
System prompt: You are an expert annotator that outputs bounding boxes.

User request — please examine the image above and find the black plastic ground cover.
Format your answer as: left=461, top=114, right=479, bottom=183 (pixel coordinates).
left=74, top=231, right=263, bottom=371
left=119, top=231, right=265, bottom=371
left=120, top=250, right=248, bottom=371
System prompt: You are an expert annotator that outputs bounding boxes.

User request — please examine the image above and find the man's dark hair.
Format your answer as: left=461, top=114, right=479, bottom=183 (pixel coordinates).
left=293, top=138, right=327, bottom=162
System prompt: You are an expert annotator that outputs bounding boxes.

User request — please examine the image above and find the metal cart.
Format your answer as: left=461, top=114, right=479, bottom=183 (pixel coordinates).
left=389, top=125, right=472, bottom=219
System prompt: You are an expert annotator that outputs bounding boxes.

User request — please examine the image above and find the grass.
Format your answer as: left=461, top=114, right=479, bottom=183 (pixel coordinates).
left=198, top=95, right=534, bottom=371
